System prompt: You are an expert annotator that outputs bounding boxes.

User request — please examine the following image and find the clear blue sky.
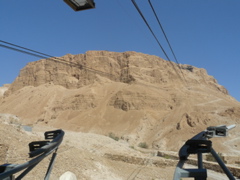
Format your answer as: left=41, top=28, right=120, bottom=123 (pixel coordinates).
left=1, top=0, right=240, bottom=101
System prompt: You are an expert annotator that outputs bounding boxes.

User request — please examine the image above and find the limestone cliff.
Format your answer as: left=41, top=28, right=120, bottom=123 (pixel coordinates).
left=5, top=51, right=227, bottom=96
left=1, top=51, right=239, bottom=152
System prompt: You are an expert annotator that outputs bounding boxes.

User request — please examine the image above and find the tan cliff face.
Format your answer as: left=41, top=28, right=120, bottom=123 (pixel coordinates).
left=1, top=51, right=239, bottom=152
left=4, top=51, right=228, bottom=95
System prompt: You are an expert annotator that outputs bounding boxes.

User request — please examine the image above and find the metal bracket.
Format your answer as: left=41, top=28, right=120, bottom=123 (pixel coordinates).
left=29, top=141, right=50, bottom=153
left=186, top=139, right=212, bottom=154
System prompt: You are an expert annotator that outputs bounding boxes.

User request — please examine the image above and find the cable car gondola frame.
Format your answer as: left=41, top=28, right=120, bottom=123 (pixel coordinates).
left=64, top=0, right=95, bottom=11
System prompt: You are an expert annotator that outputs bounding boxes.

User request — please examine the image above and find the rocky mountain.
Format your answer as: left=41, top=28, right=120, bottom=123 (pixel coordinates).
left=1, top=51, right=240, bottom=153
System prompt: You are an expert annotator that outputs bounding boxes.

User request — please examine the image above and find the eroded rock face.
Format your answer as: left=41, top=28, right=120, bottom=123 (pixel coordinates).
left=108, top=89, right=172, bottom=111
left=1, top=51, right=239, bottom=152
left=4, top=51, right=227, bottom=96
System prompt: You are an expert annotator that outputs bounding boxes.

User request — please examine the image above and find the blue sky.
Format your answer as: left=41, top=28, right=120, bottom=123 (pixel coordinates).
left=1, top=0, right=240, bottom=101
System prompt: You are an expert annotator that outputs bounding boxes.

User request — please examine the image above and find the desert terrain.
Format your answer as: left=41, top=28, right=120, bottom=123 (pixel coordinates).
left=0, top=115, right=237, bottom=180
left=0, top=51, right=240, bottom=179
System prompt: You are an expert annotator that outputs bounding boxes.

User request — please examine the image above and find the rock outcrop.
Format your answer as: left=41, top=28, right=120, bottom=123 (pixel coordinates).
left=1, top=51, right=240, bottom=152
left=4, top=51, right=227, bottom=96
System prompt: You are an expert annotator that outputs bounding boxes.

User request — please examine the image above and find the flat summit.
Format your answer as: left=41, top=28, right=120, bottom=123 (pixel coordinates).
left=1, top=51, right=240, bottom=152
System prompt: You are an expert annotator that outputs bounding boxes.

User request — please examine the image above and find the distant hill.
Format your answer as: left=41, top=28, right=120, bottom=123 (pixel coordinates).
left=1, top=51, right=240, bottom=152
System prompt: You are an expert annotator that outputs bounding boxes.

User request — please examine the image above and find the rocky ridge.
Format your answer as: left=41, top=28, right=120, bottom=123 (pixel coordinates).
left=4, top=51, right=227, bottom=95
left=1, top=51, right=240, bottom=153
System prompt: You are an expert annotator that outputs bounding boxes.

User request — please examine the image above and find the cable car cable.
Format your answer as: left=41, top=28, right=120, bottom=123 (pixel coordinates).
left=147, top=0, right=187, bottom=82
left=0, top=40, right=54, bottom=60
left=148, top=0, right=178, bottom=64
left=0, top=43, right=108, bottom=77
left=116, top=0, right=187, bottom=84
left=131, top=0, right=170, bottom=61
left=0, top=40, right=114, bottom=79
left=131, top=0, right=183, bottom=81
left=0, top=44, right=48, bottom=60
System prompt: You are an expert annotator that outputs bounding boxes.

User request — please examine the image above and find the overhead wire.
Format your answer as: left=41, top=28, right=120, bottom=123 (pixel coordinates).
left=1, top=1, right=187, bottom=83
left=0, top=40, right=114, bottom=78
left=148, top=0, right=178, bottom=64
left=131, top=0, right=171, bottom=61
left=0, top=40, right=56, bottom=60
left=0, top=44, right=48, bottom=60
left=130, top=0, right=185, bottom=82
left=147, top=0, right=187, bottom=82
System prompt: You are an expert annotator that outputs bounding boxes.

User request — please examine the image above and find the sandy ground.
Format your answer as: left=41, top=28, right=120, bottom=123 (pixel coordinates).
left=0, top=115, right=176, bottom=179
left=1, top=51, right=240, bottom=179
left=0, top=114, right=238, bottom=180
